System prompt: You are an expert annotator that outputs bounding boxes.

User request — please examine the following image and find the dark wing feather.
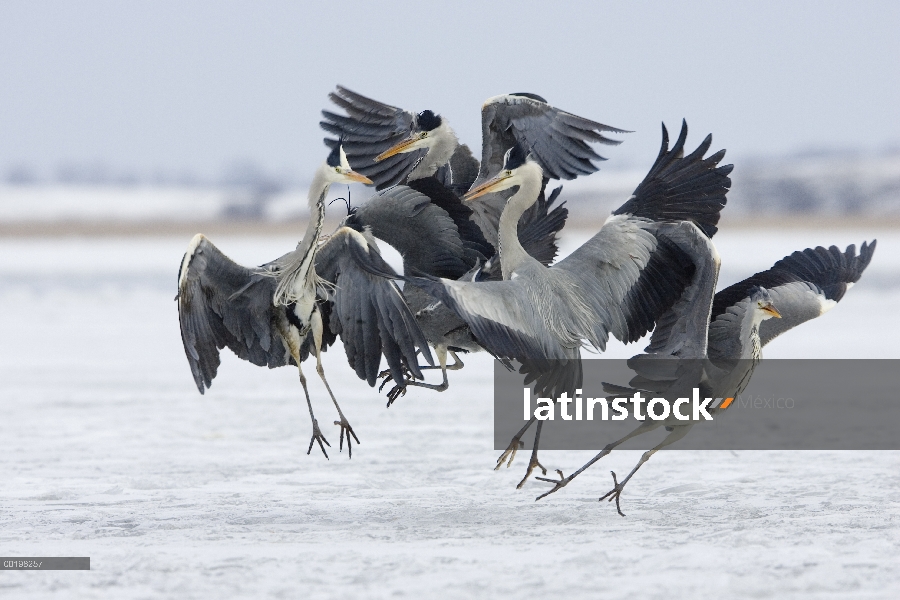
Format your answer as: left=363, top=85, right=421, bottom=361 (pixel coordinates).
left=321, top=86, right=427, bottom=189
left=347, top=184, right=483, bottom=279
left=557, top=122, right=730, bottom=347
left=315, top=227, right=434, bottom=386
left=711, top=241, right=876, bottom=347
left=436, top=143, right=481, bottom=196
left=177, top=235, right=290, bottom=393
left=613, top=120, right=733, bottom=238
left=405, top=177, right=494, bottom=260
left=474, top=94, right=628, bottom=188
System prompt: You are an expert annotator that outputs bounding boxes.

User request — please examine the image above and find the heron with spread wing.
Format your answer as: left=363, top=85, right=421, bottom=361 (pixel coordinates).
left=320, top=85, right=627, bottom=250
left=397, top=121, right=733, bottom=487
left=176, top=145, right=433, bottom=458
left=535, top=241, right=876, bottom=514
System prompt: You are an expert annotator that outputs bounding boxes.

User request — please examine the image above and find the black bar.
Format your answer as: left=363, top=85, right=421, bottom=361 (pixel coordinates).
left=1, top=558, right=90, bottom=570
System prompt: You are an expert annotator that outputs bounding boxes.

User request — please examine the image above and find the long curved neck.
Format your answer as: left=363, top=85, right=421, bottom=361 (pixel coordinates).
left=408, top=123, right=459, bottom=181
left=298, top=167, right=330, bottom=258
left=497, top=164, right=543, bottom=280
left=273, top=166, right=330, bottom=306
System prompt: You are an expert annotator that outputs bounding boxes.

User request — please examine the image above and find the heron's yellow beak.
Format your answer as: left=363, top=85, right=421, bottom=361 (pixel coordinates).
left=762, top=304, right=782, bottom=318
left=375, top=135, right=419, bottom=162
left=346, top=170, right=373, bottom=185
left=463, top=173, right=513, bottom=201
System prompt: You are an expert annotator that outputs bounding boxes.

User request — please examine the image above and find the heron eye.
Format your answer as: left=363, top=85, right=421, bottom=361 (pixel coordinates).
left=420, top=132, right=427, bottom=139
left=505, top=170, right=512, bottom=176
left=335, top=167, right=342, bottom=173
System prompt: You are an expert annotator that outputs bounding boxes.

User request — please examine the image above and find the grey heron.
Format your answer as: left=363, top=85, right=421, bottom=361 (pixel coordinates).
left=341, top=180, right=567, bottom=404
left=535, top=240, right=877, bottom=514
left=397, top=121, right=733, bottom=486
left=320, top=85, right=627, bottom=250
left=177, top=145, right=434, bottom=458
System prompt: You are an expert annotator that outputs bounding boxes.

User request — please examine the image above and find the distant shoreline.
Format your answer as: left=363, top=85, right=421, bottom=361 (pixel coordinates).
left=1, top=216, right=899, bottom=238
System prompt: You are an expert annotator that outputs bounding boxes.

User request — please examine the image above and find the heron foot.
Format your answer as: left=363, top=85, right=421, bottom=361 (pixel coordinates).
left=598, top=471, right=627, bottom=517
left=378, top=368, right=412, bottom=407
left=334, top=416, right=360, bottom=458
left=535, top=469, right=569, bottom=501
left=494, top=436, right=525, bottom=470
left=306, top=419, right=331, bottom=459
left=516, top=455, right=548, bottom=489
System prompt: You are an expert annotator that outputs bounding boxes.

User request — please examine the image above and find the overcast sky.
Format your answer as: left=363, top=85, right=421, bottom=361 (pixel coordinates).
left=1, top=0, right=898, bottom=183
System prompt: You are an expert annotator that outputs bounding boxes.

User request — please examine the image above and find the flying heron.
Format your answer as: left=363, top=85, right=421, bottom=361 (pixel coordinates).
left=321, top=87, right=593, bottom=400
left=395, top=121, right=733, bottom=487
left=320, top=85, right=627, bottom=250
left=177, top=145, right=434, bottom=458
left=338, top=180, right=568, bottom=403
left=535, top=241, right=877, bottom=514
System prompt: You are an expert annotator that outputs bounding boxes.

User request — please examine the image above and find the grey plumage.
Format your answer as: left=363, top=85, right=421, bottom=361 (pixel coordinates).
left=344, top=179, right=568, bottom=402
left=410, top=121, right=731, bottom=366
left=177, top=153, right=434, bottom=458
left=323, top=86, right=602, bottom=257
left=473, top=93, right=629, bottom=188
left=710, top=241, right=877, bottom=352
left=177, top=229, right=433, bottom=393
left=536, top=241, right=876, bottom=512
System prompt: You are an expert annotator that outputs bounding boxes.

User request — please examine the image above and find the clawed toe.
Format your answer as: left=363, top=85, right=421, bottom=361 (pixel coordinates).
left=534, top=469, right=568, bottom=501
left=598, top=471, right=627, bottom=517
left=385, top=384, right=407, bottom=407
left=334, top=418, right=360, bottom=458
left=494, top=438, right=525, bottom=470
left=307, top=419, right=331, bottom=459
left=516, top=457, right=548, bottom=489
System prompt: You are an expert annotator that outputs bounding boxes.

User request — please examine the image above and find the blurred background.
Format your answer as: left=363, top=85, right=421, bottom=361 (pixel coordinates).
left=1, top=0, right=898, bottom=232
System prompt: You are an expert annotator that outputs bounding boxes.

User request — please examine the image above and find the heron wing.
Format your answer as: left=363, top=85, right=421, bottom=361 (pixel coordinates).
left=434, top=143, right=481, bottom=196
left=473, top=93, right=627, bottom=188
left=612, top=120, right=732, bottom=238
left=709, top=241, right=876, bottom=351
left=176, top=235, right=290, bottom=393
left=315, top=227, right=435, bottom=386
left=347, top=184, right=479, bottom=279
left=405, top=276, right=570, bottom=361
left=555, top=121, right=731, bottom=348
left=321, top=86, right=427, bottom=189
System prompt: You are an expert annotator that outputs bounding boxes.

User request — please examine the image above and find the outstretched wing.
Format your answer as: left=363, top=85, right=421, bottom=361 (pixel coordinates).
left=612, top=120, right=732, bottom=238
left=315, top=227, right=435, bottom=386
left=709, top=241, right=877, bottom=351
left=321, top=86, right=427, bottom=190
left=177, top=235, right=290, bottom=393
left=474, top=93, right=628, bottom=188
left=556, top=121, right=732, bottom=347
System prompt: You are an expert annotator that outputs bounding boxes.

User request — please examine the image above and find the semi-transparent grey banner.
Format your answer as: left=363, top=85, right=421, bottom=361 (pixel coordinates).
left=1, top=557, right=90, bottom=570
left=493, top=359, right=900, bottom=450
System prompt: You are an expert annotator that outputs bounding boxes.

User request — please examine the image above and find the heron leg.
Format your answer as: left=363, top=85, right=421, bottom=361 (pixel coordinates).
left=297, top=361, right=330, bottom=459
left=495, top=417, right=535, bottom=470
left=516, top=420, right=548, bottom=489
left=535, top=419, right=662, bottom=501
left=599, top=425, right=692, bottom=516
left=311, top=311, right=359, bottom=458
left=379, top=346, right=460, bottom=406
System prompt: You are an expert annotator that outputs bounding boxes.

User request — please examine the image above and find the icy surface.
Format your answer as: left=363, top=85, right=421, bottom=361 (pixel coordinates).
left=1, top=229, right=899, bottom=599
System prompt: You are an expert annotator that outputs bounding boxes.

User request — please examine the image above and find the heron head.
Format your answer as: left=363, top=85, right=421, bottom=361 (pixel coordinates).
left=750, top=286, right=782, bottom=319
left=324, top=144, right=373, bottom=185
left=464, top=143, right=542, bottom=201
left=374, top=110, right=444, bottom=161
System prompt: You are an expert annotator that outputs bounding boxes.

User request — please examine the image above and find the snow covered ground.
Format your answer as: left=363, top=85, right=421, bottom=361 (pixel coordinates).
left=1, top=228, right=899, bottom=599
